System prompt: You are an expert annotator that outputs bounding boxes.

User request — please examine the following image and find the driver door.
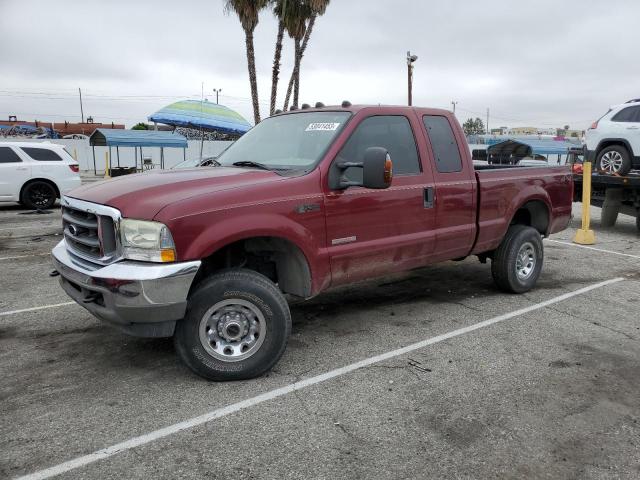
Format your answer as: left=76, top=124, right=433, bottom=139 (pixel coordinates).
left=323, top=114, right=436, bottom=286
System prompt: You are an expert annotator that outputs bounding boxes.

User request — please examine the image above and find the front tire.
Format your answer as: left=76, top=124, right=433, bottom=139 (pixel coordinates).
left=21, top=181, right=57, bottom=210
left=174, top=269, right=291, bottom=381
left=491, top=225, right=544, bottom=293
left=597, top=145, right=632, bottom=176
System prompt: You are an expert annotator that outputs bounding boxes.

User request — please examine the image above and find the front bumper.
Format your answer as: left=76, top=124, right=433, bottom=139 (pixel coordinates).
left=52, top=240, right=200, bottom=337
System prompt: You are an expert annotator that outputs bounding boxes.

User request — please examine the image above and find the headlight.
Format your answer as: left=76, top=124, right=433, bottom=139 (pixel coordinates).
left=120, top=219, right=176, bottom=262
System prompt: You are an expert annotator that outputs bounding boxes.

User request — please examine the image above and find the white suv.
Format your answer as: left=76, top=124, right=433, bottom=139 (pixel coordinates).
left=585, top=99, right=640, bottom=175
left=0, top=142, right=81, bottom=209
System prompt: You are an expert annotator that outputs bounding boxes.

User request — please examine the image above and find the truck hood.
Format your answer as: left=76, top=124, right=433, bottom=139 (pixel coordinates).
left=66, top=167, right=283, bottom=219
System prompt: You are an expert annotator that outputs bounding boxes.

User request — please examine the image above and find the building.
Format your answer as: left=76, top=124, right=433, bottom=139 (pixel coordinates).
left=0, top=117, right=124, bottom=136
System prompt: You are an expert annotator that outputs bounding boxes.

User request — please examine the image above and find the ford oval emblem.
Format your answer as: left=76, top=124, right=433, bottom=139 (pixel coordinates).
left=68, top=224, right=78, bottom=236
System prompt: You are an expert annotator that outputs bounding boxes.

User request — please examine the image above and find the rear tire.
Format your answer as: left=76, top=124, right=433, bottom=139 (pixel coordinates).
left=491, top=225, right=544, bottom=293
left=596, top=145, right=632, bottom=176
left=21, top=181, right=57, bottom=209
left=174, top=269, right=291, bottom=381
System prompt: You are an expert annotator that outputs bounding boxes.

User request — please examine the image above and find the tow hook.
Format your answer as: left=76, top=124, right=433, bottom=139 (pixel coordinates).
left=49, top=270, right=60, bottom=277
left=82, top=293, right=101, bottom=304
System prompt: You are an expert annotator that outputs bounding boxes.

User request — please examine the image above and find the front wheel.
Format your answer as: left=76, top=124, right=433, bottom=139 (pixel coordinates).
left=491, top=225, right=544, bottom=293
left=174, top=269, right=291, bottom=381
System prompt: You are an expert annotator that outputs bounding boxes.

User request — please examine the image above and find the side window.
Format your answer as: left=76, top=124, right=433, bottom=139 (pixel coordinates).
left=21, top=147, right=63, bottom=161
left=611, top=106, right=640, bottom=123
left=0, top=147, right=22, bottom=163
left=337, top=115, right=420, bottom=182
left=423, top=115, right=463, bottom=173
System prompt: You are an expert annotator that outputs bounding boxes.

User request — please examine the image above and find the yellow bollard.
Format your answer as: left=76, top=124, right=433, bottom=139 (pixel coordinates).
left=104, top=151, right=111, bottom=179
left=573, top=161, right=596, bottom=245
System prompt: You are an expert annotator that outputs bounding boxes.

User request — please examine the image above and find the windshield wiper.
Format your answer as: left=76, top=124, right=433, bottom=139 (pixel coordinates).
left=231, top=160, right=272, bottom=171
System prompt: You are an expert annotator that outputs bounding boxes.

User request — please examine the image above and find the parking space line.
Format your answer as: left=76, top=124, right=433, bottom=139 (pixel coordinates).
left=14, top=277, right=624, bottom=480
left=0, top=253, right=50, bottom=261
left=547, top=239, right=640, bottom=260
left=0, top=302, right=75, bottom=317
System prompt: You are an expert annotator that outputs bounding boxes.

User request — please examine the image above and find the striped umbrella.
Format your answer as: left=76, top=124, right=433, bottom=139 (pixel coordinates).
left=148, top=100, right=252, bottom=135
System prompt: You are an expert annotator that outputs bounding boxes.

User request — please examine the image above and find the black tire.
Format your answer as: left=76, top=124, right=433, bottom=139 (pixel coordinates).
left=491, top=225, right=544, bottom=293
left=596, top=145, right=632, bottom=176
left=636, top=213, right=640, bottom=232
left=174, top=269, right=291, bottom=381
left=21, top=181, right=57, bottom=209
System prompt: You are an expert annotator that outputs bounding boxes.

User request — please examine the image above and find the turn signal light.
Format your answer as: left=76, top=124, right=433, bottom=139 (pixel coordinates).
left=160, top=248, right=176, bottom=262
left=589, top=121, right=598, bottom=129
left=384, top=154, right=393, bottom=185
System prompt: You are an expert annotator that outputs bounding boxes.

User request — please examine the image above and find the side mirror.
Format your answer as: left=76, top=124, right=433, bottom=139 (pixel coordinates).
left=331, top=147, right=393, bottom=190
left=362, top=147, right=393, bottom=189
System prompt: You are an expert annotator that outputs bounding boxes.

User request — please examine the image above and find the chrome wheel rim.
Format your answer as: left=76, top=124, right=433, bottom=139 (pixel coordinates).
left=600, top=151, right=623, bottom=173
left=515, top=242, right=536, bottom=280
left=199, top=299, right=266, bottom=362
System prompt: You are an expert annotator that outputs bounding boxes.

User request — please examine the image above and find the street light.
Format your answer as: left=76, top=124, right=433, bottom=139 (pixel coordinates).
left=213, top=88, right=222, bottom=104
left=407, top=51, right=418, bottom=106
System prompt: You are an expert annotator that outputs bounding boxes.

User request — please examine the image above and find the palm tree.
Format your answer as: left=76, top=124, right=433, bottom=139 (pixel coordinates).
left=270, top=0, right=289, bottom=116
left=282, top=0, right=330, bottom=111
left=225, top=0, right=269, bottom=124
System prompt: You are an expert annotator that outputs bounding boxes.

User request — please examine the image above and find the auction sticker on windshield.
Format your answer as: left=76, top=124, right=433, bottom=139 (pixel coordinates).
left=306, top=122, right=341, bottom=131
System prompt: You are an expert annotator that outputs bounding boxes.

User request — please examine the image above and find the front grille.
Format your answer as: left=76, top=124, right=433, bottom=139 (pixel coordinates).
left=62, top=205, right=117, bottom=263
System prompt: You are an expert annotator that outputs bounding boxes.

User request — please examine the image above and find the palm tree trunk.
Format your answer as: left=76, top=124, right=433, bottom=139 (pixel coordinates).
left=245, top=29, right=261, bottom=124
left=270, top=20, right=285, bottom=116
left=282, top=40, right=299, bottom=111
left=291, top=14, right=316, bottom=109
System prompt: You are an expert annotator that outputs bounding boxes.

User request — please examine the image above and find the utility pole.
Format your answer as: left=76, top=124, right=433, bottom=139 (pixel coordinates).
left=451, top=100, right=458, bottom=114
left=486, top=108, right=490, bottom=134
left=213, top=88, right=222, bottom=104
left=78, top=87, right=84, bottom=123
left=406, top=51, right=418, bottom=106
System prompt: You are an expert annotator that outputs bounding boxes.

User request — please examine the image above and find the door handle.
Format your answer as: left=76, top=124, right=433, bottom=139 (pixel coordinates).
left=16, top=167, right=28, bottom=171
left=423, top=187, right=434, bottom=208
left=627, top=126, right=639, bottom=130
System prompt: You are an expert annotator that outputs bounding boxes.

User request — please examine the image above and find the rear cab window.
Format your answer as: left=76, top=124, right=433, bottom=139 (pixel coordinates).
left=422, top=115, right=463, bottom=173
left=0, top=146, right=22, bottom=163
left=337, top=115, right=421, bottom=182
left=20, top=147, right=63, bottom=161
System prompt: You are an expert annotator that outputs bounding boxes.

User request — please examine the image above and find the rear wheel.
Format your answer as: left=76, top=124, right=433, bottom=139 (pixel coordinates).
left=491, top=225, right=544, bottom=293
left=21, top=181, right=57, bottom=209
left=597, top=145, right=632, bottom=175
left=174, top=269, right=291, bottom=381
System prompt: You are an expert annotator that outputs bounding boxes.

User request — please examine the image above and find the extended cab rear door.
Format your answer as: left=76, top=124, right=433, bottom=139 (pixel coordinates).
left=419, top=113, right=477, bottom=261
left=323, top=111, right=436, bottom=286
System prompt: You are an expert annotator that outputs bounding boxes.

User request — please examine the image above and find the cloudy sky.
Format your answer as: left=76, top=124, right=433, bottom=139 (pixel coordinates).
left=1, top=0, right=638, bottom=129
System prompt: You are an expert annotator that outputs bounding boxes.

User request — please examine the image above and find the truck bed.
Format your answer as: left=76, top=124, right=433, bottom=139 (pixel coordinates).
left=472, top=165, right=573, bottom=254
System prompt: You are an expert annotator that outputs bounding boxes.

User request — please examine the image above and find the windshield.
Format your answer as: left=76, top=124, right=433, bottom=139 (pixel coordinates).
left=217, top=111, right=351, bottom=171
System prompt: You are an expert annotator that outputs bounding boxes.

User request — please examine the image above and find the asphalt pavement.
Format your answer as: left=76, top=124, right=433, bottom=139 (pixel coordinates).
left=1, top=202, right=639, bottom=479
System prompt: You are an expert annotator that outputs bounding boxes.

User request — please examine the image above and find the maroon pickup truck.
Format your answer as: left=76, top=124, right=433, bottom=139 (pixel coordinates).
left=52, top=105, right=573, bottom=380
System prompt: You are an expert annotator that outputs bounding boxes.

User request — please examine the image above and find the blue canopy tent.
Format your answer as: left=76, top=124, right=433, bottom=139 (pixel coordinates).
left=487, top=138, right=577, bottom=165
left=89, top=128, right=188, bottom=174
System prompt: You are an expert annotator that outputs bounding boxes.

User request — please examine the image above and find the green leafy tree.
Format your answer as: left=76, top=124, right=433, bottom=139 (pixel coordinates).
left=131, top=122, right=149, bottom=130
left=463, top=117, right=486, bottom=135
